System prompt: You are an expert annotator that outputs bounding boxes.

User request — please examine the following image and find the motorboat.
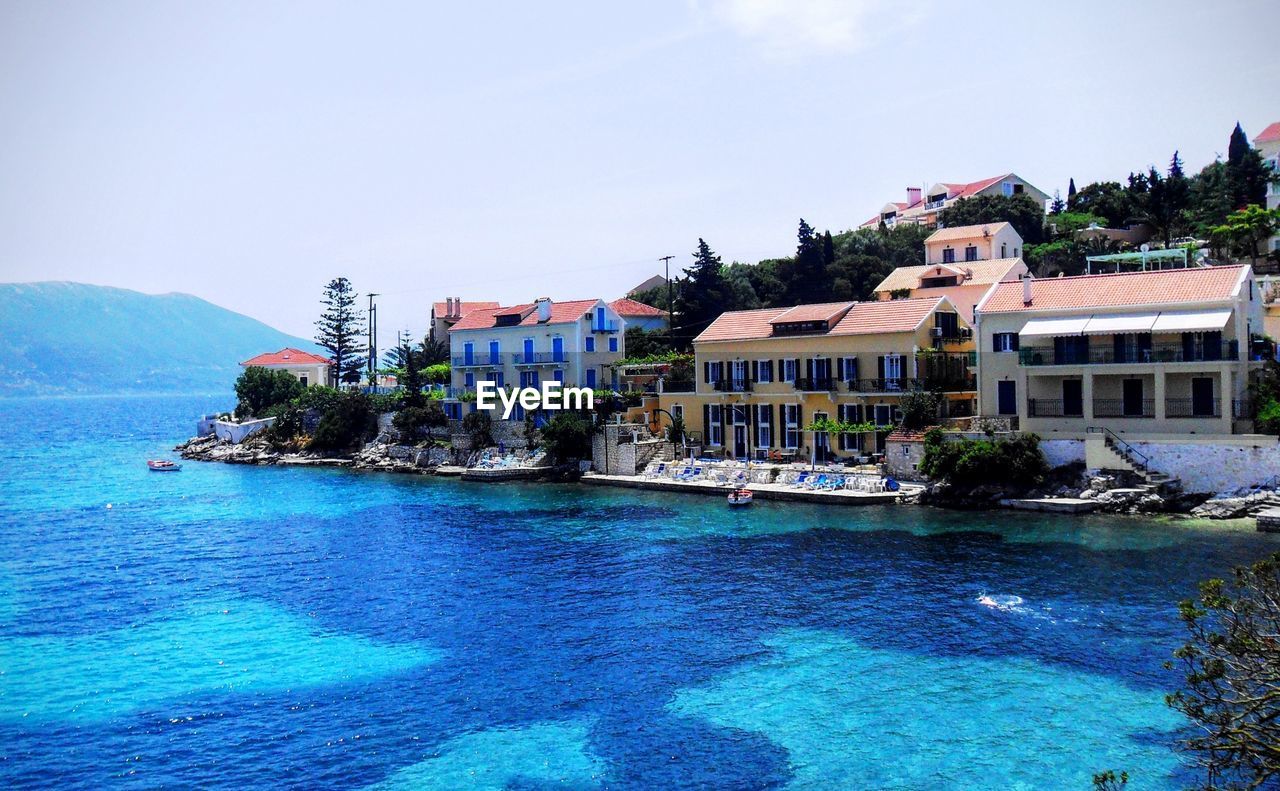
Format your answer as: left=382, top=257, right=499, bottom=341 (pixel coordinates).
left=147, top=459, right=182, bottom=472
left=727, top=488, right=754, bottom=507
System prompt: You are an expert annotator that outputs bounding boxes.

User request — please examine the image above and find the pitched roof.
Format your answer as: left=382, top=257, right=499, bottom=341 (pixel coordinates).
left=874, top=258, right=1025, bottom=293
left=770, top=301, right=854, bottom=323
left=925, top=222, right=1011, bottom=244
left=432, top=300, right=499, bottom=319
left=1255, top=121, right=1280, bottom=144
left=449, top=299, right=603, bottom=331
left=609, top=297, right=667, bottom=318
left=859, top=173, right=1044, bottom=227
left=978, top=265, right=1248, bottom=314
left=241, top=348, right=330, bottom=367
left=695, top=298, right=946, bottom=343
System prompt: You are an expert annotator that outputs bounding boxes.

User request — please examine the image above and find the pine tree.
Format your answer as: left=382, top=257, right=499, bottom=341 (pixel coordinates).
left=789, top=219, right=825, bottom=304
left=315, top=277, right=366, bottom=385
left=673, top=239, right=728, bottom=347
left=1226, top=122, right=1269, bottom=209
left=399, top=340, right=425, bottom=407
left=1228, top=122, right=1250, bottom=167
left=1067, top=177, right=1077, bottom=210
left=1050, top=190, right=1065, bottom=215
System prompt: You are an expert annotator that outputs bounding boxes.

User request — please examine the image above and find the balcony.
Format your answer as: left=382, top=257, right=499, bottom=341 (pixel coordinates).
left=1019, top=340, right=1239, bottom=366
left=848, top=377, right=917, bottom=393
left=1093, top=399, right=1155, bottom=418
left=662, top=379, right=696, bottom=393
left=513, top=352, right=566, bottom=365
left=591, top=321, right=620, bottom=333
left=1165, top=398, right=1222, bottom=418
left=713, top=379, right=752, bottom=393
left=793, top=376, right=837, bottom=392
left=1027, top=398, right=1082, bottom=418
left=452, top=354, right=503, bottom=368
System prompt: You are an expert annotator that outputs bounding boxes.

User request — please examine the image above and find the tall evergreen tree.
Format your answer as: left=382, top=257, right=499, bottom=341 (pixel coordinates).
left=1067, top=177, right=1077, bottom=209
left=673, top=239, right=728, bottom=348
left=788, top=219, right=826, bottom=304
left=1049, top=190, right=1065, bottom=214
left=315, top=277, right=366, bottom=385
left=1225, top=122, right=1270, bottom=209
left=1228, top=122, right=1250, bottom=167
left=399, top=339, right=425, bottom=407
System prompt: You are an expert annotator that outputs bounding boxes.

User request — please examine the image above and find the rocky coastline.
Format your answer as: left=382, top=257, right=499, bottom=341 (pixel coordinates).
left=176, top=433, right=460, bottom=475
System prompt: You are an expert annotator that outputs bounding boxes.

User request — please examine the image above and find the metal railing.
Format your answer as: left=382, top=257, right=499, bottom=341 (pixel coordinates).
left=1165, top=398, right=1222, bottom=418
left=712, top=379, right=752, bottom=393
left=452, top=354, right=504, bottom=367
left=590, top=321, right=620, bottom=333
left=1093, top=398, right=1155, bottom=418
left=1027, top=398, right=1083, bottom=418
left=513, top=352, right=567, bottom=365
left=1086, top=426, right=1150, bottom=471
left=1020, top=340, right=1239, bottom=366
left=793, top=376, right=837, bottom=391
left=847, top=377, right=916, bottom=393
left=661, top=379, right=696, bottom=393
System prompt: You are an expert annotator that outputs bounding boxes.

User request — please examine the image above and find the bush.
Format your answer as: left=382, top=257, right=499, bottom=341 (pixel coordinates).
left=234, top=367, right=304, bottom=419
left=263, top=407, right=305, bottom=449
left=1256, top=397, right=1280, bottom=435
left=540, top=412, right=594, bottom=463
left=310, top=392, right=377, bottom=451
left=461, top=410, right=493, bottom=449
left=393, top=403, right=448, bottom=443
left=899, top=389, right=942, bottom=430
left=918, top=428, right=1048, bottom=489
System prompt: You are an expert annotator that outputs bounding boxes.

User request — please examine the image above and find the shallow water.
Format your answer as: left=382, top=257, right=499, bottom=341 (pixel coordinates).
left=1, top=394, right=1277, bottom=789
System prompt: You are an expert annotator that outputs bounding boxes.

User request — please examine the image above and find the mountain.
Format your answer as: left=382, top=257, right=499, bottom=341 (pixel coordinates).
left=0, top=282, right=324, bottom=396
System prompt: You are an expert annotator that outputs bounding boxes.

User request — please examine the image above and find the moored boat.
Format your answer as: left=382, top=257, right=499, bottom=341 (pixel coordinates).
left=727, top=488, right=753, bottom=507
left=147, top=459, right=182, bottom=472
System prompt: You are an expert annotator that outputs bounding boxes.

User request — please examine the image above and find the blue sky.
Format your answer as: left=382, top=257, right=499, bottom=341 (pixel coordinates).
left=1, top=0, right=1277, bottom=341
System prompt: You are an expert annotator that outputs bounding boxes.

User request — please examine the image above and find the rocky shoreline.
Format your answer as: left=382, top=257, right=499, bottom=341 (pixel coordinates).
left=176, top=434, right=458, bottom=474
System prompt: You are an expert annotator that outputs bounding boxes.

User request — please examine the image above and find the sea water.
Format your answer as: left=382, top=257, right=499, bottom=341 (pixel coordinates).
left=1, top=394, right=1277, bottom=789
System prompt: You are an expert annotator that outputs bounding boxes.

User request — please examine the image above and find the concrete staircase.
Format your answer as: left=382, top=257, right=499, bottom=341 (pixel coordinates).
left=1086, top=428, right=1179, bottom=494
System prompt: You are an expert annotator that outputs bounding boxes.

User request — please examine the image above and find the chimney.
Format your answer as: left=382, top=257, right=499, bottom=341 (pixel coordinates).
left=452, top=297, right=462, bottom=318
left=907, top=186, right=922, bottom=206
left=535, top=297, right=552, bottom=322
left=1022, top=274, right=1034, bottom=305
left=445, top=297, right=455, bottom=318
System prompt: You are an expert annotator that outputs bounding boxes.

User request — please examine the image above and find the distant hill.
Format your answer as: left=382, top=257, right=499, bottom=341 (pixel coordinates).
left=0, top=282, right=323, bottom=396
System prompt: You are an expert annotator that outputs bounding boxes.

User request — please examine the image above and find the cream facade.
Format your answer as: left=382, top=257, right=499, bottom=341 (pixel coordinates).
left=655, top=298, right=976, bottom=461
left=860, top=173, right=1050, bottom=229
left=445, top=297, right=626, bottom=422
left=974, top=266, right=1267, bottom=438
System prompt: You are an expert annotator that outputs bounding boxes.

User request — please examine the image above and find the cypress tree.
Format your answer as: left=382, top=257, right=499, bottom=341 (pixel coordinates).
left=315, top=277, right=366, bottom=385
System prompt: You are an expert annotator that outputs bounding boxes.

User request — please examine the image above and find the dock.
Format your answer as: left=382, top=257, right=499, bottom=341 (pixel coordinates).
left=582, top=473, right=912, bottom=505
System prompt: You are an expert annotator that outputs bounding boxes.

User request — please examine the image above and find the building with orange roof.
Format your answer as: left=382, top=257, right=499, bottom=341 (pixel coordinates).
left=429, top=298, right=502, bottom=344
left=859, top=173, right=1050, bottom=229
left=608, top=297, right=669, bottom=332
left=973, top=265, right=1269, bottom=437
left=240, top=348, right=332, bottom=388
left=872, top=222, right=1029, bottom=321
left=443, top=297, right=627, bottom=422
left=1252, top=122, right=1280, bottom=256
left=653, top=297, right=976, bottom=461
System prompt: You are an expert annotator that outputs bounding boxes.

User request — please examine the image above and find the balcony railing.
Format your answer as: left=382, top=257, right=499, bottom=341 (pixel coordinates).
left=847, top=377, right=915, bottom=393
left=452, top=354, right=504, bottom=367
left=1027, top=398, right=1083, bottom=418
left=1019, top=340, right=1239, bottom=366
left=513, top=352, right=567, bottom=365
left=661, top=379, right=696, bottom=393
left=793, top=376, right=837, bottom=391
left=713, top=379, right=752, bottom=393
left=591, top=321, right=620, bottom=333
left=1093, top=398, right=1155, bottom=418
left=1165, top=398, right=1222, bottom=418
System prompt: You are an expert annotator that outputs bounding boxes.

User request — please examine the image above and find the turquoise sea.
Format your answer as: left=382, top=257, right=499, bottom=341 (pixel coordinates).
left=2, top=394, right=1278, bottom=789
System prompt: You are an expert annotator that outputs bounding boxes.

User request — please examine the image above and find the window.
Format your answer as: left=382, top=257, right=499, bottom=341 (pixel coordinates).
left=463, top=341, right=475, bottom=364
left=873, top=404, right=892, bottom=426
left=705, top=360, right=724, bottom=384
left=838, top=357, right=859, bottom=383
left=781, top=358, right=798, bottom=383
left=882, top=354, right=904, bottom=387
left=993, top=332, right=1019, bottom=352
left=512, top=404, right=525, bottom=422
left=783, top=404, right=800, bottom=449
left=608, top=337, right=618, bottom=353
left=553, top=369, right=563, bottom=383
left=495, top=372, right=504, bottom=388
left=1000, top=242, right=1007, bottom=258
left=444, top=402, right=462, bottom=420
left=552, top=336, right=564, bottom=362
left=585, top=336, right=595, bottom=352
left=964, top=245, right=978, bottom=262
left=299, top=375, right=308, bottom=387
left=708, top=404, right=723, bottom=446
left=730, top=360, right=748, bottom=386
left=464, top=372, right=474, bottom=388
left=942, top=247, right=955, bottom=264
left=1001, top=181, right=1014, bottom=197
left=756, top=404, right=771, bottom=448
left=755, top=359, right=773, bottom=383
left=519, top=370, right=539, bottom=388
left=838, top=404, right=863, bottom=451
left=672, top=404, right=684, bottom=421
left=488, top=340, right=500, bottom=364
left=586, top=369, right=596, bottom=388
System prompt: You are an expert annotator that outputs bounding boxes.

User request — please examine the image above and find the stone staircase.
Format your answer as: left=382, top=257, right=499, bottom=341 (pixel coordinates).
left=1086, top=428, right=1179, bottom=494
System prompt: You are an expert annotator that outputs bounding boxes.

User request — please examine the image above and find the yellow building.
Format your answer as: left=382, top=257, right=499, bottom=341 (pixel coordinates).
left=654, top=297, right=976, bottom=460
left=974, top=265, right=1268, bottom=438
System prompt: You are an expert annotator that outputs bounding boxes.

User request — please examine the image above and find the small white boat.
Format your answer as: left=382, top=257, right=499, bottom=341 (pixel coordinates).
left=147, top=459, right=182, bottom=472
left=727, top=488, right=753, bottom=507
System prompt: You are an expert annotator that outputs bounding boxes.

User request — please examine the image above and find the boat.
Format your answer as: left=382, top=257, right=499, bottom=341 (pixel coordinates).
left=727, top=488, right=753, bottom=507
left=147, top=459, right=182, bottom=472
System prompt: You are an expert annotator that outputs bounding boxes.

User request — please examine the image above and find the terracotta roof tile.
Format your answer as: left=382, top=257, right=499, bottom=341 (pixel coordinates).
left=241, top=348, right=330, bottom=366
left=432, top=300, right=499, bottom=318
left=695, top=298, right=946, bottom=343
left=925, top=222, right=1011, bottom=244
left=1255, top=121, right=1280, bottom=144
left=874, top=258, right=1025, bottom=293
left=769, top=302, right=855, bottom=324
left=608, top=297, right=667, bottom=317
left=449, top=299, right=603, bottom=331
left=979, top=266, right=1247, bottom=313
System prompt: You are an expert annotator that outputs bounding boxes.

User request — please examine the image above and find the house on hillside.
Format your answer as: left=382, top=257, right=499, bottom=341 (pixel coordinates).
left=974, top=265, right=1269, bottom=438
left=860, top=173, right=1049, bottom=229
left=610, top=297, right=669, bottom=332
left=654, top=298, right=976, bottom=461
left=444, top=297, right=627, bottom=422
left=1253, top=121, right=1280, bottom=256
left=872, top=222, right=1028, bottom=322
left=429, top=298, right=501, bottom=344
left=626, top=274, right=668, bottom=297
left=240, top=348, right=331, bottom=388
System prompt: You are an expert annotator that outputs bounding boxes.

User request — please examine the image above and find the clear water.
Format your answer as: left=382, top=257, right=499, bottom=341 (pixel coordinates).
left=1, top=395, right=1277, bottom=789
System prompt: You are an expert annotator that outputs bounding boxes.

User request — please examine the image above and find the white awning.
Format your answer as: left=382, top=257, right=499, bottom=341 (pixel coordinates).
left=1150, top=310, right=1232, bottom=333
left=1019, top=316, right=1090, bottom=338
left=1082, top=312, right=1159, bottom=335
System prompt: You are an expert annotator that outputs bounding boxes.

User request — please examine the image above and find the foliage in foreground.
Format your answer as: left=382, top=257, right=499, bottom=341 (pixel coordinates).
left=310, top=391, right=377, bottom=451
left=234, top=366, right=303, bottom=419
left=392, top=403, right=448, bottom=443
left=1166, top=553, right=1280, bottom=790
left=917, top=428, right=1048, bottom=489
left=539, top=412, right=595, bottom=463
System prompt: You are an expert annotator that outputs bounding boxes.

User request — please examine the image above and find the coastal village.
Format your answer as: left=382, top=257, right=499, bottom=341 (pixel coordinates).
left=182, top=121, right=1280, bottom=527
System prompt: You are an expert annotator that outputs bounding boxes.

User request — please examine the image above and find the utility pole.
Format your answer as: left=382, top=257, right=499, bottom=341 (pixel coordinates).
left=367, top=293, right=380, bottom=385
left=659, top=255, right=674, bottom=345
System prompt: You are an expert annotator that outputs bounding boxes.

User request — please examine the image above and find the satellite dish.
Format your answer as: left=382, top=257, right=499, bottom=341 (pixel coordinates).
left=1140, top=243, right=1150, bottom=252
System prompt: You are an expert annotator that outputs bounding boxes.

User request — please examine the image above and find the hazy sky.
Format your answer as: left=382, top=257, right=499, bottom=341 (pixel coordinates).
left=2, top=0, right=1278, bottom=343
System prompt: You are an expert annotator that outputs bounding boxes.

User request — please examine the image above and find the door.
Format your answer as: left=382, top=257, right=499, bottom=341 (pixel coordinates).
left=463, top=342, right=474, bottom=366
left=552, top=336, right=564, bottom=362
left=1191, top=377, right=1215, bottom=416
left=1122, top=379, right=1144, bottom=417
left=997, top=381, right=1016, bottom=415
left=813, top=412, right=830, bottom=460
left=1062, top=379, right=1083, bottom=417
left=523, top=338, right=535, bottom=363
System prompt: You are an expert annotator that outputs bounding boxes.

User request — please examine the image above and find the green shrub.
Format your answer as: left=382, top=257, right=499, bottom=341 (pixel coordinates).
left=1256, top=397, right=1280, bottom=434
left=540, top=412, right=594, bottom=463
left=310, top=392, right=377, bottom=451
left=918, top=428, right=1048, bottom=489
left=899, top=389, right=942, bottom=430
left=393, top=403, right=448, bottom=443
left=461, top=410, right=493, bottom=449
left=234, top=367, right=304, bottom=419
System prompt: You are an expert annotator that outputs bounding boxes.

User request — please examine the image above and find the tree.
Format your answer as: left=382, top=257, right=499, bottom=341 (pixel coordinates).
left=918, top=428, right=1048, bottom=489
left=779, top=219, right=827, bottom=305
left=393, top=402, right=447, bottom=443
left=1211, top=206, right=1280, bottom=265
left=674, top=239, right=729, bottom=347
left=1068, top=182, right=1137, bottom=229
left=398, top=340, right=425, bottom=408
left=233, top=366, right=304, bottom=419
left=1067, top=177, right=1077, bottom=209
left=315, top=278, right=366, bottom=385
left=1166, top=553, right=1280, bottom=790
left=936, top=193, right=1046, bottom=245
left=899, top=389, right=942, bottom=430
left=540, top=412, right=594, bottom=463
left=310, top=391, right=377, bottom=450
left=461, top=410, right=493, bottom=449
left=623, top=327, right=670, bottom=358
left=1226, top=122, right=1271, bottom=210
left=1050, top=190, right=1066, bottom=215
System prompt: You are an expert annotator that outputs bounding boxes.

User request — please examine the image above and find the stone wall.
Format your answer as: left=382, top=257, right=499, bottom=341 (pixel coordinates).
left=884, top=439, right=926, bottom=481
left=447, top=417, right=532, bottom=451
left=1040, top=439, right=1086, bottom=469
left=1131, top=439, right=1280, bottom=493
